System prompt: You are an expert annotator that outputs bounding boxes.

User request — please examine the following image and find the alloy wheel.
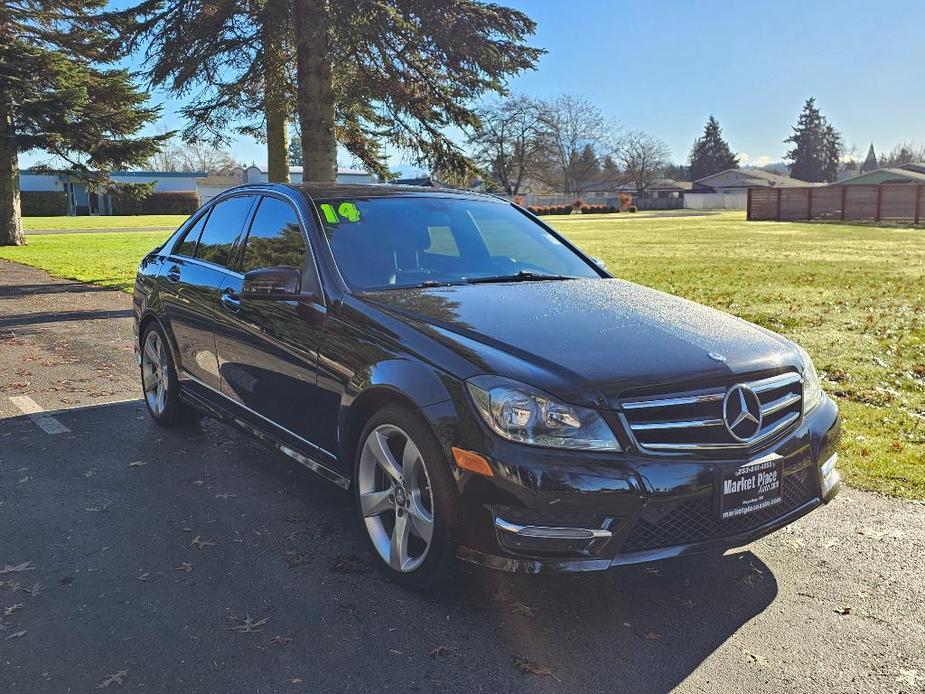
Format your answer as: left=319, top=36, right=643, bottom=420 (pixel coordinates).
left=357, top=424, right=435, bottom=573
left=141, top=330, right=169, bottom=416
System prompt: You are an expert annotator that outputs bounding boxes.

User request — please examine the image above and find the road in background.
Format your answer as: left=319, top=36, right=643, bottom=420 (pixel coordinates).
left=1, top=259, right=923, bottom=693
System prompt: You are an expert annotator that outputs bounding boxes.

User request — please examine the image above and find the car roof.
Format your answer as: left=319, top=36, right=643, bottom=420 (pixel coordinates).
left=255, top=182, right=500, bottom=202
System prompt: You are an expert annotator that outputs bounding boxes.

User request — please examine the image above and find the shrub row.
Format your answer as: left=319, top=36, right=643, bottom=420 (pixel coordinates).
left=21, top=191, right=68, bottom=216
left=580, top=205, right=619, bottom=214
left=111, top=191, right=200, bottom=215
left=526, top=205, right=572, bottom=216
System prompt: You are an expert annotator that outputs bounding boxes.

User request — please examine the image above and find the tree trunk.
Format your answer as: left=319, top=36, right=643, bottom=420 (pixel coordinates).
left=0, top=86, right=24, bottom=246
left=263, top=0, right=290, bottom=183
left=291, top=0, right=337, bottom=183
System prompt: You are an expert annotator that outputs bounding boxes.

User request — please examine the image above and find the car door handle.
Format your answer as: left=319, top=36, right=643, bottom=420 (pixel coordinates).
left=220, top=289, right=241, bottom=313
left=165, top=264, right=181, bottom=283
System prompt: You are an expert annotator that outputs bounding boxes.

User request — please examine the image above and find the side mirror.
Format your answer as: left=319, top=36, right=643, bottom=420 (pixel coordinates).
left=241, top=266, right=301, bottom=300
left=591, top=257, right=607, bottom=269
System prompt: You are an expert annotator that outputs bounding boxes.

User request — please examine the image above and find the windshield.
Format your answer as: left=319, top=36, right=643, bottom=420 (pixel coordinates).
left=315, top=196, right=601, bottom=290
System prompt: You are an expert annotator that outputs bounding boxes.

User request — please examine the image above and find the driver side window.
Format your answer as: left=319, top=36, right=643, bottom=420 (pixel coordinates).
left=240, top=197, right=307, bottom=273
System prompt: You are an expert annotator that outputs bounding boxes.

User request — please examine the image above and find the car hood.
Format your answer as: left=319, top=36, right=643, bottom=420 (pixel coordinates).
left=359, top=278, right=801, bottom=408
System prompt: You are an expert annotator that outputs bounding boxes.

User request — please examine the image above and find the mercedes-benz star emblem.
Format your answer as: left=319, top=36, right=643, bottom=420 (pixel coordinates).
left=722, top=384, right=763, bottom=441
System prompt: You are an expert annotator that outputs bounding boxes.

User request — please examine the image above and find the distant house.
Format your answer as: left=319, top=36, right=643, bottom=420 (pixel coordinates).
left=20, top=169, right=207, bottom=216
left=830, top=163, right=925, bottom=186
left=240, top=165, right=373, bottom=185
left=685, top=168, right=813, bottom=210
left=692, top=168, right=812, bottom=194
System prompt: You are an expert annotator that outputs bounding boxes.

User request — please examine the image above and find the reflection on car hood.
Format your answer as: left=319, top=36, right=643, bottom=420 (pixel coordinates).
left=359, top=278, right=800, bottom=407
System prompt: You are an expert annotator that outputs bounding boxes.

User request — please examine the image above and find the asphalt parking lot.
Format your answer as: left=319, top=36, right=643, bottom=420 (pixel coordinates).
left=1, top=258, right=924, bottom=693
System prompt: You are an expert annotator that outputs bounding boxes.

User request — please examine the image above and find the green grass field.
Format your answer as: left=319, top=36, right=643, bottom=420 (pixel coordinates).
left=22, top=214, right=190, bottom=231
left=2, top=210, right=923, bottom=499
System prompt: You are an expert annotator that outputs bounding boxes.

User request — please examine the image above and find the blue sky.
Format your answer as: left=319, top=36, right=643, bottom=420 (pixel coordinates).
left=21, top=0, right=925, bottom=172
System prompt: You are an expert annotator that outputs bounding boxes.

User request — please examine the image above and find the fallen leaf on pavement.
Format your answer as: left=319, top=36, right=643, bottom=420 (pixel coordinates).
left=743, top=649, right=767, bottom=665
left=136, top=573, right=150, bottom=582
left=270, top=635, right=293, bottom=646
left=430, top=645, right=456, bottom=657
left=330, top=555, right=366, bottom=574
left=191, top=536, right=216, bottom=549
left=128, top=461, right=147, bottom=468
left=227, top=615, right=270, bottom=633
left=3, top=604, right=24, bottom=617
left=283, top=550, right=310, bottom=567
left=97, top=670, right=127, bottom=688
left=25, top=583, right=42, bottom=597
left=174, top=563, right=193, bottom=573
left=834, top=606, right=852, bottom=615
left=0, top=562, right=34, bottom=574
left=643, top=631, right=660, bottom=641
left=513, top=657, right=560, bottom=681
left=215, top=492, right=237, bottom=499
left=507, top=601, right=537, bottom=618
left=5, top=630, right=27, bottom=640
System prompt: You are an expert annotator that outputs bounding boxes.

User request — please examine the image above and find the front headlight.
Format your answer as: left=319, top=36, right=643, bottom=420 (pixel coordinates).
left=466, top=376, right=621, bottom=451
left=797, top=345, right=824, bottom=414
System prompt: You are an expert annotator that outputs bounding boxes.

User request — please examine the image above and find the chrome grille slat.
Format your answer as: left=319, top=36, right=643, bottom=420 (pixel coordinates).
left=622, top=392, right=723, bottom=410
left=631, top=418, right=724, bottom=431
left=751, top=372, right=802, bottom=392
left=761, top=392, right=801, bottom=416
left=621, top=371, right=803, bottom=453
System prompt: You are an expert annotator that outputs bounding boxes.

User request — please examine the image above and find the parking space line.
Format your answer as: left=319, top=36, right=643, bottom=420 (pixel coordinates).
left=9, top=396, right=71, bottom=434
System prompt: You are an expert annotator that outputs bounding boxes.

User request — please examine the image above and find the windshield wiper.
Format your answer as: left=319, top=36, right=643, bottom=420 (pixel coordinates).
left=465, top=271, right=577, bottom=284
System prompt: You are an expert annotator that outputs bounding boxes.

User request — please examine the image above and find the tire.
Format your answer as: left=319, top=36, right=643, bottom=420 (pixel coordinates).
left=354, top=404, right=460, bottom=589
left=139, top=322, right=201, bottom=427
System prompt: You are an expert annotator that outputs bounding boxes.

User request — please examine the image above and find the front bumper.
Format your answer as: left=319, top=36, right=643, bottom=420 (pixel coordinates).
left=425, top=395, right=841, bottom=574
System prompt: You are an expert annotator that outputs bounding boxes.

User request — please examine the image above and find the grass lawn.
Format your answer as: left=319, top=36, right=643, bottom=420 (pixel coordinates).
left=1, top=210, right=923, bottom=499
left=23, top=214, right=190, bottom=231
left=0, top=230, right=170, bottom=291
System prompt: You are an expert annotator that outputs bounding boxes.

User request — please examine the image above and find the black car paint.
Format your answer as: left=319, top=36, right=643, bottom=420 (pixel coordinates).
left=133, top=183, right=841, bottom=573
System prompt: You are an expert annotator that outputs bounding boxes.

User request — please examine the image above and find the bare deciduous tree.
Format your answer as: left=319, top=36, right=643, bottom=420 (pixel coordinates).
left=468, top=96, right=542, bottom=195
left=148, top=133, right=240, bottom=174
left=613, top=131, right=670, bottom=196
left=534, top=95, right=615, bottom=195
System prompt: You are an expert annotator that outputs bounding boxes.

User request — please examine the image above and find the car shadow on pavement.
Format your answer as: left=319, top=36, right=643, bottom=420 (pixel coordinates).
left=0, top=398, right=778, bottom=693
left=0, top=309, right=135, bottom=329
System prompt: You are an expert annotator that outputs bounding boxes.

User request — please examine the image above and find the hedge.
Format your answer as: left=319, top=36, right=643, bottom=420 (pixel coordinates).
left=21, top=191, right=68, bottom=216
left=112, top=191, right=200, bottom=215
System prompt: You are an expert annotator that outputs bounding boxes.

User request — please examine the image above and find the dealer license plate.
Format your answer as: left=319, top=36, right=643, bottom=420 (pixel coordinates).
left=719, top=459, right=783, bottom=519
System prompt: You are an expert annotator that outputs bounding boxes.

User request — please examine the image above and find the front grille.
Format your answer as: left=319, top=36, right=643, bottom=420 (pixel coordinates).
left=620, top=468, right=816, bottom=552
left=621, top=371, right=803, bottom=453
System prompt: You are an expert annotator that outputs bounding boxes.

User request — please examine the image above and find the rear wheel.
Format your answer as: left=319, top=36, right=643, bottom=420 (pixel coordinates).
left=140, top=323, right=200, bottom=427
left=354, top=405, right=459, bottom=589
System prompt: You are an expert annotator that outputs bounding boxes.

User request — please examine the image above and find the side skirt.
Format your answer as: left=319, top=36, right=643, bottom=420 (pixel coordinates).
left=179, top=389, right=351, bottom=490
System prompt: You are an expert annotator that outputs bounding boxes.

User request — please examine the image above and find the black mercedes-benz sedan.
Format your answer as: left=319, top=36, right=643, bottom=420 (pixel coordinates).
left=133, top=183, right=841, bottom=587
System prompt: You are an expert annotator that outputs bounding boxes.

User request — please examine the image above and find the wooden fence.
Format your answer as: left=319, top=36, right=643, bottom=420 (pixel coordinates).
left=747, top=184, right=924, bottom=224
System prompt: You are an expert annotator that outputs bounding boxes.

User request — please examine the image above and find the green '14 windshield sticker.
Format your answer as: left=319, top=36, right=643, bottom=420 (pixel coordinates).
left=319, top=202, right=361, bottom=223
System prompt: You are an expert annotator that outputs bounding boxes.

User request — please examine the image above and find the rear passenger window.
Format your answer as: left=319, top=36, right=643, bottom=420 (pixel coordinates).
left=240, top=197, right=307, bottom=273
left=195, top=196, right=255, bottom=268
left=174, top=212, right=208, bottom=257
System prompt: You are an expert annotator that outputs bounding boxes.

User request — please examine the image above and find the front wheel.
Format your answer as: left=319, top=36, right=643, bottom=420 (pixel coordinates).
left=354, top=405, right=460, bottom=589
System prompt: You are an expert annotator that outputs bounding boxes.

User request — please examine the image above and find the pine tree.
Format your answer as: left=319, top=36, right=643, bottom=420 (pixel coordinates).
left=860, top=143, right=878, bottom=173
left=291, top=0, right=542, bottom=181
left=784, top=98, right=843, bottom=183
left=120, top=0, right=293, bottom=183
left=687, top=116, right=738, bottom=181
left=125, top=0, right=541, bottom=183
left=0, top=0, right=164, bottom=246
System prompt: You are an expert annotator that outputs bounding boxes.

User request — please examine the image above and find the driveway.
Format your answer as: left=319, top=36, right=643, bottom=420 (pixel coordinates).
left=1, top=259, right=923, bottom=693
